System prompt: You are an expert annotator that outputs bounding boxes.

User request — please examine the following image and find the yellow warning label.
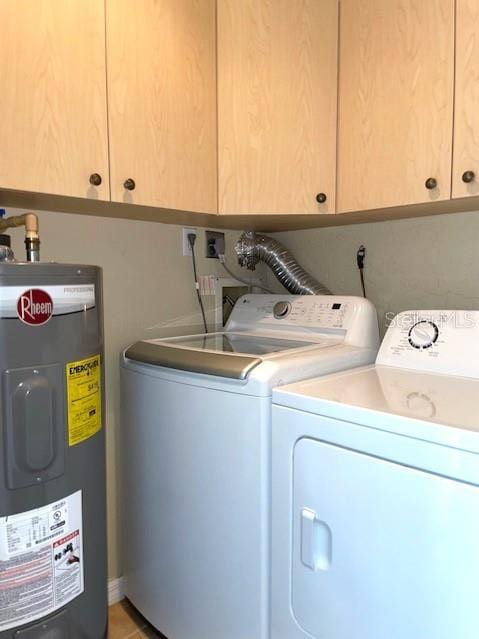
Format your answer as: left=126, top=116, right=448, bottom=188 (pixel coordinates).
left=66, top=354, right=102, bottom=447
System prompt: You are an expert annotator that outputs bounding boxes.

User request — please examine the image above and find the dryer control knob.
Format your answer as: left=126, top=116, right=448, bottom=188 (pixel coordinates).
left=273, top=301, right=292, bottom=319
left=408, top=320, right=439, bottom=350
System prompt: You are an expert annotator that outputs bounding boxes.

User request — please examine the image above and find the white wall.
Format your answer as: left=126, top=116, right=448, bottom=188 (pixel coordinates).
left=272, top=211, right=479, bottom=334
left=6, top=207, right=260, bottom=579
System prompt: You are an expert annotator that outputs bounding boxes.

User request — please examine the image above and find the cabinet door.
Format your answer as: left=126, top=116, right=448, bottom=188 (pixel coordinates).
left=453, top=0, right=479, bottom=198
left=218, top=0, right=338, bottom=215
left=106, top=0, right=217, bottom=214
left=337, top=0, right=454, bottom=213
left=0, top=1, right=109, bottom=200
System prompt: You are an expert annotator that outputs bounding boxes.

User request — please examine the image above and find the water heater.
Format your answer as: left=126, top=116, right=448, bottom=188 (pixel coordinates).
left=0, top=262, right=107, bottom=639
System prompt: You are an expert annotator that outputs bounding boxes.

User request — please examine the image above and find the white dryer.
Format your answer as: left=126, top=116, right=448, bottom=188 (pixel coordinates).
left=271, top=310, right=479, bottom=639
left=120, top=294, right=378, bottom=639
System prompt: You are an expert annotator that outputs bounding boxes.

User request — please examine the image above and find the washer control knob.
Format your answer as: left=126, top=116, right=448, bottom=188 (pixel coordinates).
left=273, top=301, right=291, bottom=319
left=408, top=320, right=439, bottom=350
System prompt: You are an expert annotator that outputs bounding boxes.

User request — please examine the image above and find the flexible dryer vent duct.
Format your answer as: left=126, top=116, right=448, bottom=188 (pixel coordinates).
left=235, top=231, right=330, bottom=295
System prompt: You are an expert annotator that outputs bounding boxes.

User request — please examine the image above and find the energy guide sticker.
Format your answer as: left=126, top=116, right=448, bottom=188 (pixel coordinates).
left=0, top=491, right=84, bottom=632
left=66, top=354, right=102, bottom=446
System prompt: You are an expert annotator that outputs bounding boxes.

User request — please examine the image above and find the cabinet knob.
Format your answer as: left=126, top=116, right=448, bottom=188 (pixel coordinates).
left=124, top=178, right=136, bottom=191
left=425, top=177, right=437, bottom=190
left=316, top=193, right=327, bottom=204
left=89, top=173, right=102, bottom=186
left=462, top=170, right=476, bottom=184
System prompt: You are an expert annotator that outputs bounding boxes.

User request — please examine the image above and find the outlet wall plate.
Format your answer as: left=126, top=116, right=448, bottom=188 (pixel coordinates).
left=205, top=231, right=225, bottom=259
left=182, top=227, right=197, bottom=256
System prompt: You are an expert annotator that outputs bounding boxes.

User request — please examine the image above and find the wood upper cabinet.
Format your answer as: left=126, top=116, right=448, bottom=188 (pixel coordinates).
left=106, top=0, right=217, bottom=214
left=218, top=0, right=338, bottom=215
left=337, top=0, right=455, bottom=213
left=453, top=0, right=479, bottom=199
left=0, top=1, right=109, bottom=200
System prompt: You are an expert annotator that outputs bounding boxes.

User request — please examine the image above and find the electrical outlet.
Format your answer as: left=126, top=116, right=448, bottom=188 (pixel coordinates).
left=205, top=231, right=225, bottom=259
left=182, top=227, right=197, bottom=256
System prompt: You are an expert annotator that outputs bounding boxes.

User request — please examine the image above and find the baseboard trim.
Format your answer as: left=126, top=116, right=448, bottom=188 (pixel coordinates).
left=108, top=577, right=124, bottom=606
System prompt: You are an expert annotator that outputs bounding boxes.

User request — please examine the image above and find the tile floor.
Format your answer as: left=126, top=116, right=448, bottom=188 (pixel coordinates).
left=108, top=600, right=162, bottom=639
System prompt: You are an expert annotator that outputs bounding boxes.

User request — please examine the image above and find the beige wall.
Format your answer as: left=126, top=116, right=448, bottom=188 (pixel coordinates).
left=272, top=211, right=479, bottom=334
left=6, top=207, right=258, bottom=580
left=8, top=206, right=477, bottom=580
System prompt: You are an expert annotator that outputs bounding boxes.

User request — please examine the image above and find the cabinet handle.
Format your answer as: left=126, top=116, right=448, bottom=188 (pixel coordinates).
left=124, top=178, right=136, bottom=191
left=425, top=177, right=437, bottom=190
left=316, top=193, right=327, bottom=204
left=89, top=173, right=102, bottom=186
left=462, top=170, right=476, bottom=184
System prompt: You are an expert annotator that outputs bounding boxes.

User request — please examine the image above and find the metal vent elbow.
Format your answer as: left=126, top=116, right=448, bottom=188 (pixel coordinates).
left=235, top=231, right=330, bottom=296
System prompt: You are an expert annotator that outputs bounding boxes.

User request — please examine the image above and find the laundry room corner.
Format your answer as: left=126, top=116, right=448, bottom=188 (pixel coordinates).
left=4, top=1, right=479, bottom=637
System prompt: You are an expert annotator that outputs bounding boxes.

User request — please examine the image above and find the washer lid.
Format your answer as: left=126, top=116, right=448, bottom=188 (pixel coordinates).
left=125, top=339, right=262, bottom=380
left=125, top=331, right=325, bottom=380
left=160, top=332, right=320, bottom=355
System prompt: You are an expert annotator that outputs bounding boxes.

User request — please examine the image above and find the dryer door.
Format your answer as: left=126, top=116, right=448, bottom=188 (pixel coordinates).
left=292, top=438, right=479, bottom=639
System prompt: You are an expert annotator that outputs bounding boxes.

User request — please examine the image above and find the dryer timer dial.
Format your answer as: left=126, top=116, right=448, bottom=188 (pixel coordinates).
left=408, top=320, right=439, bottom=350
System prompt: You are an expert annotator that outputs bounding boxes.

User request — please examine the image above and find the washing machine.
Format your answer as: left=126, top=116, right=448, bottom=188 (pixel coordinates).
left=272, top=309, right=479, bottom=639
left=120, top=294, right=379, bottom=639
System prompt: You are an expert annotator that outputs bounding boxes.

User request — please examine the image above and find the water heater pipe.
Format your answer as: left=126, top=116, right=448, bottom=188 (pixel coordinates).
left=235, top=231, right=330, bottom=295
left=0, top=213, right=40, bottom=262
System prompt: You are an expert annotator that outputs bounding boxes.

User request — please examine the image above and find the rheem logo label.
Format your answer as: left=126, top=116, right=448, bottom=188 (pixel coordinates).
left=17, top=289, right=54, bottom=326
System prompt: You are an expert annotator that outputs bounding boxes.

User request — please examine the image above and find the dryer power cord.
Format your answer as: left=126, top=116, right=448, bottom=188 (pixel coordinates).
left=357, top=245, right=367, bottom=298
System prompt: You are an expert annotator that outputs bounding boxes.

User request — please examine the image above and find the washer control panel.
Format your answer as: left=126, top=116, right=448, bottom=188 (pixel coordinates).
left=229, top=294, right=355, bottom=331
left=377, top=310, right=479, bottom=378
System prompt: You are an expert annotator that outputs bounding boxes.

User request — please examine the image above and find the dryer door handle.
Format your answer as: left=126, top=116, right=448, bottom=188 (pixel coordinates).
left=301, top=508, right=332, bottom=571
